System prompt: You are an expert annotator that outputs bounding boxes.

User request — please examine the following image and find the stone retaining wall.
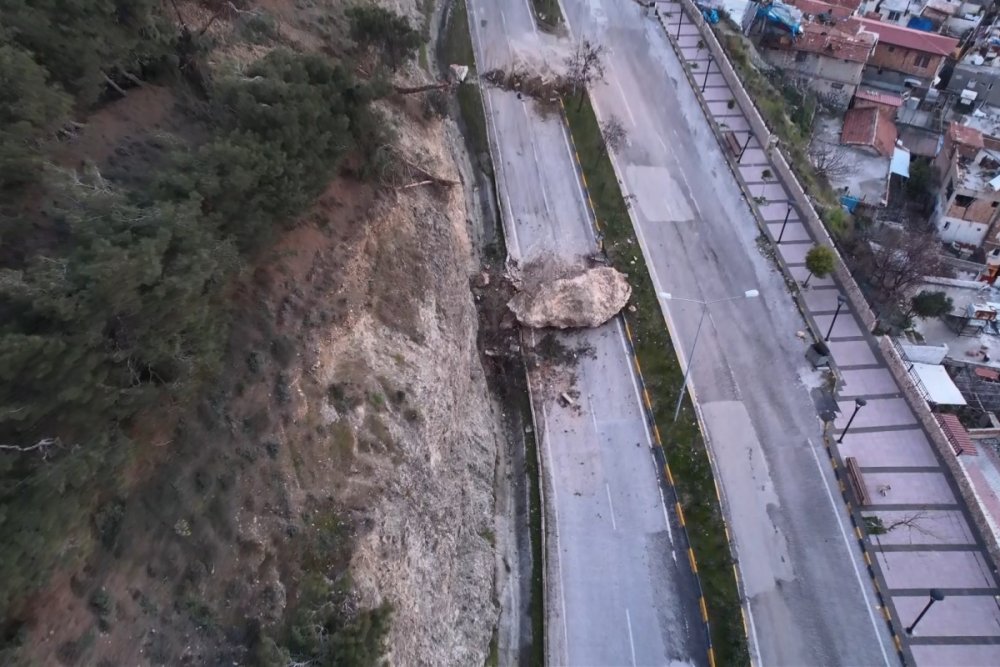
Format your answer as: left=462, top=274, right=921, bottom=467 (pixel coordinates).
left=880, top=337, right=1000, bottom=570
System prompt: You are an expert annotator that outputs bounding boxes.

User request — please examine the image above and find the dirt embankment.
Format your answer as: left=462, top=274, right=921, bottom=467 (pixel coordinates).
left=14, top=2, right=508, bottom=665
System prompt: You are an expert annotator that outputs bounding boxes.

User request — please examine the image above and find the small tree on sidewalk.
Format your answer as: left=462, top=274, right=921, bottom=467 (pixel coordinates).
left=804, top=244, right=835, bottom=287
left=565, top=40, right=606, bottom=111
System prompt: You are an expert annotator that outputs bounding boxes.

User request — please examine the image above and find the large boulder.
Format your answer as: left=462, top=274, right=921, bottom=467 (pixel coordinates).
left=508, top=266, right=631, bottom=329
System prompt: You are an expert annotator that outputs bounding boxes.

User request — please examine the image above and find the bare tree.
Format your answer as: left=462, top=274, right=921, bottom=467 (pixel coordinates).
left=862, top=226, right=942, bottom=305
left=565, top=40, right=607, bottom=111
left=865, top=511, right=939, bottom=542
left=810, top=140, right=852, bottom=180
left=599, top=115, right=628, bottom=158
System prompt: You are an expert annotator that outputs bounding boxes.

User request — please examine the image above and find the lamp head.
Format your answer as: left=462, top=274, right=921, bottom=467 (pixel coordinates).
left=855, top=398, right=867, bottom=408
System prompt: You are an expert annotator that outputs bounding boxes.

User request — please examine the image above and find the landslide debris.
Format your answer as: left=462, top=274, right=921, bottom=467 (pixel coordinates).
left=508, top=265, right=631, bottom=329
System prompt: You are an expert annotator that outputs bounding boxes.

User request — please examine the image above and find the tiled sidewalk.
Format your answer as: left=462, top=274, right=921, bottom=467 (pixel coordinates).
left=653, top=2, right=1000, bottom=663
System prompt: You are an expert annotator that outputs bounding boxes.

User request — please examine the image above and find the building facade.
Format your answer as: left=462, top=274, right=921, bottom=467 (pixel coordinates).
left=859, top=18, right=958, bottom=90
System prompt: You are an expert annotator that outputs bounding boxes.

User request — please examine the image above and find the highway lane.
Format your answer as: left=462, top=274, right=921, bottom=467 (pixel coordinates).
left=555, top=0, right=900, bottom=664
left=464, top=0, right=708, bottom=663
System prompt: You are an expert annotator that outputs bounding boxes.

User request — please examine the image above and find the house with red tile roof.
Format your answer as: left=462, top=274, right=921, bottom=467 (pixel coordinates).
left=756, top=17, right=878, bottom=108
left=858, top=17, right=959, bottom=90
left=840, top=105, right=899, bottom=155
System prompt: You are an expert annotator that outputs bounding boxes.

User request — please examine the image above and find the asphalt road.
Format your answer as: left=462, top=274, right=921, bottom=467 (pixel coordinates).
left=465, top=0, right=708, bottom=664
left=554, top=0, right=901, bottom=664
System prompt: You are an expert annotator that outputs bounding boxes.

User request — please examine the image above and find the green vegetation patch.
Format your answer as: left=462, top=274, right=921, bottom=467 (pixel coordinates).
left=563, top=94, right=749, bottom=666
left=440, top=0, right=489, bottom=166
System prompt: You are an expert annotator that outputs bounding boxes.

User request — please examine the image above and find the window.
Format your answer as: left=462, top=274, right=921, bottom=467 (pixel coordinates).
left=914, top=53, right=932, bottom=68
left=944, top=221, right=952, bottom=229
left=994, top=202, right=999, bottom=208
left=887, top=10, right=901, bottom=20
left=992, top=248, right=1000, bottom=256
left=830, top=82, right=845, bottom=89
left=887, top=45, right=896, bottom=52
left=955, top=194, right=975, bottom=207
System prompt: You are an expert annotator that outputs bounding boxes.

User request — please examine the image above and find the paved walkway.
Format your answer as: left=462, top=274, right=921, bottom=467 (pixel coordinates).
left=654, top=2, right=1000, bottom=664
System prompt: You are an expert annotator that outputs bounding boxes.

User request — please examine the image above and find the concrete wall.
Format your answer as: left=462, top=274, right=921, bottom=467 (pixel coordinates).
left=936, top=212, right=990, bottom=245
left=759, top=49, right=860, bottom=109
left=900, top=342, right=949, bottom=364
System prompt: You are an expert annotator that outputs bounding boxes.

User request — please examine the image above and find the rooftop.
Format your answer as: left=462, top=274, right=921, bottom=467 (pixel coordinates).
left=949, top=121, right=985, bottom=150
left=785, top=0, right=856, bottom=19
left=814, top=113, right=892, bottom=203
left=854, top=87, right=904, bottom=108
left=762, top=19, right=877, bottom=62
left=841, top=106, right=898, bottom=156
left=910, top=277, right=1000, bottom=370
left=858, top=17, right=960, bottom=55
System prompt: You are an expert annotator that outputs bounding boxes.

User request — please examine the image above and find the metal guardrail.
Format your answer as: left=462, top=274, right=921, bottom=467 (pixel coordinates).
left=889, top=336, right=931, bottom=402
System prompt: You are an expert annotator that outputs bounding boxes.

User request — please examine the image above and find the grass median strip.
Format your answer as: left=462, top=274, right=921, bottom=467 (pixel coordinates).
left=563, top=94, right=749, bottom=666
left=440, top=0, right=489, bottom=164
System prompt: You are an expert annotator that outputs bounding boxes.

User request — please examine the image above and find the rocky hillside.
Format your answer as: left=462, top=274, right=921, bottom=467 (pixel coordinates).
left=1, top=0, right=511, bottom=664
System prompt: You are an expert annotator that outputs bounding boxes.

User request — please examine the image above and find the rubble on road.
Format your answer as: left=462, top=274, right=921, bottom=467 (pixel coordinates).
left=508, top=265, right=632, bottom=329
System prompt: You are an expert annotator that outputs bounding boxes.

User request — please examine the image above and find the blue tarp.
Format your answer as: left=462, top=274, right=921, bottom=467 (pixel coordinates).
left=694, top=0, right=720, bottom=22
left=906, top=16, right=934, bottom=32
left=840, top=195, right=861, bottom=213
left=755, top=1, right=803, bottom=35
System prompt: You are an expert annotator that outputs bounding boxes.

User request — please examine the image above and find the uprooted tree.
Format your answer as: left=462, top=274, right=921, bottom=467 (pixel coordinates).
left=565, top=40, right=606, bottom=110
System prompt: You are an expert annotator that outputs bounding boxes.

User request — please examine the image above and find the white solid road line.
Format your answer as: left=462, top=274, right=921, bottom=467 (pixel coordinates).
left=807, top=439, right=893, bottom=667
left=625, top=608, right=638, bottom=667
left=521, top=0, right=540, bottom=36
left=542, top=404, right=572, bottom=666
left=605, top=483, right=618, bottom=531
left=613, top=75, right=638, bottom=126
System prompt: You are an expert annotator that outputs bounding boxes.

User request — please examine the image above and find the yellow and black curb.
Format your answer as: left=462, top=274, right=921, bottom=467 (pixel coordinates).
left=558, top=96, right=749, bottom=667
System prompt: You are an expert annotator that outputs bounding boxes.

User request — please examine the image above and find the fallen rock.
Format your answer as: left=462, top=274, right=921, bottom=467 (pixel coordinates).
left=508, top=266, right=631, bottom=329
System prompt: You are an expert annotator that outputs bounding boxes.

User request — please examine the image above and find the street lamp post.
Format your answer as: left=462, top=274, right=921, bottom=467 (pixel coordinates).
left=837, top=397, right=867, bottom=443
left=906, top=589, right=945, bottom=635
left=659, top=289, right=760, bottom=423
left=777, top=204, right=793, bottom=243
left=825, top=295, right=849, bottom=342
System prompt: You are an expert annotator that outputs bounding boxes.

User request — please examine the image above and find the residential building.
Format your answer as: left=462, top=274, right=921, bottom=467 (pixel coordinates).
left=932, top=122, right=1000, bottom=247
left=947, top=28, right=1000, bottom=110
left=757, top=18, right=878, bottom=107
left=841, top=104, right=899, bottom=154
left=857, top=0, right=984, bottom=34
left=858, top=18, right=959, bottom=90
